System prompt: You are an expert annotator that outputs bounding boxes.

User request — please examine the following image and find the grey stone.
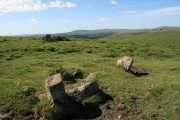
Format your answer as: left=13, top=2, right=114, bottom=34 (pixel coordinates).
left=0, top=114, right=11, bottom=120
left=45, top=73, right=66, bottom=103
left=70, top=82, right=98, bottom=101
left=117, top=56, right=134, bottom=71
left=35, top=91, right=46, bottom=100
left=86, top=72, right=94, bottom=80
left=82, top=72, right=95, bottom=85
left=1, top=117, right=10, bottom=120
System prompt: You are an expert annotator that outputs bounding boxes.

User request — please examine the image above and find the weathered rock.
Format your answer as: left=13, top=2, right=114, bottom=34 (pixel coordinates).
left=1, top=117, right=10, bottom=120
left=35, top=91, right=46, bottom=100
left=117, top=56, right=134, bottom=71
left=0, top=113, right=11, bottom=120
left=45, top=73, right=66, bottom=103
left=82, top=72, right=95, bottom=85
left=70, top=82, right=98, bottom=101
left=86, top=72, right=94, bottom=80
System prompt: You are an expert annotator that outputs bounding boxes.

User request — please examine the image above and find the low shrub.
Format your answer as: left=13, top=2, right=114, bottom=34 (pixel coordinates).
left=86, top=50, right=93, bottom=53
left=62, top=48, right=79, bottom=53
left=46, top=46, right=56, bottom=52
left=42, top=34, right=70, bottom=42
left=49, top=66, right=85, bottom=84
left=34, top=47, right=45, bottom=52
left=102, top=52, right=118, bottom=58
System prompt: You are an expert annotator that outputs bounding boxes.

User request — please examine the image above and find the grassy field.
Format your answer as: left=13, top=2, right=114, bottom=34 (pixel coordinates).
left=0, top=31, right=180, bottom=119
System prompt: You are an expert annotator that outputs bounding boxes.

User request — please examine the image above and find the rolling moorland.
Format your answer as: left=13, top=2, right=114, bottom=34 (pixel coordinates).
left=0, top=27, right=180, bottom=119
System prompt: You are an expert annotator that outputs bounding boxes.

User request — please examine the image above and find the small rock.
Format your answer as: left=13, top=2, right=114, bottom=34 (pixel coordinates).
left=151, top=84, right=155, bottom=88
left=117, top=56, right=134, bottom=71
left=118, top=115, right=122, bottom=119
left=85, top=72, right=94, bottom=81
left=45, top=73, right=66, bottom=103
left=82, top=72, right=95, bottom=85
left=70, top=82, right=98, bottom=101
left=118, top=103, right=125, bottom=110
left=87, top=72, right=94, bottom=79
left=1, top=117, right=10, bottom=120
left=35, top=91, right=46, bottom=100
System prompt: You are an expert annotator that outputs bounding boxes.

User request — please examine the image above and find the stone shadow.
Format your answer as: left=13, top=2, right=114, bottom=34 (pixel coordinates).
left=128, top=66, right=150, bottom=77
left=75, top=89, right=114, bottom=120
left=51, top=89, right=113, bottom=120
left=129, top=70, right=149, bottom=77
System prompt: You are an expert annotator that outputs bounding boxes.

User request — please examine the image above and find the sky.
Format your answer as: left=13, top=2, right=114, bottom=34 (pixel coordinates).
left=0, top=0, right=180, bottom=35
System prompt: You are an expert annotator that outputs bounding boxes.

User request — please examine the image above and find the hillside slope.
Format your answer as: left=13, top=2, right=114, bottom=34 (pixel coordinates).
left=0, top=31, right=180, bottom=119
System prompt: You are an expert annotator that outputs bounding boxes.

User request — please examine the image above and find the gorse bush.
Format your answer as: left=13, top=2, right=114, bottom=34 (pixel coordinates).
left=42, top=34, right=70, bottom=42
left=42, top=34, right=51, bottom=41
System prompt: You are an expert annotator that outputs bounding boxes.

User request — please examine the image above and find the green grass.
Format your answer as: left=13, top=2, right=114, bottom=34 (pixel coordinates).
left=0, top=31, right=180, bottom=119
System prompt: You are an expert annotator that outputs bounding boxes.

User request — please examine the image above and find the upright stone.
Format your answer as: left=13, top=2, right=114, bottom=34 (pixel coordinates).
left=117, top=56, right=134, bottom=71
left=45, top=73, right=66, bottom=103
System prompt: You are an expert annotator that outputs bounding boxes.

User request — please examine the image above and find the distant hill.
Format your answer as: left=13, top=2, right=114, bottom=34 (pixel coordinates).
left=55, top=26, right=180, bottom=39
left=53, top=29, right=132, bottom=39
left=13, top=26, right=180, bottom=38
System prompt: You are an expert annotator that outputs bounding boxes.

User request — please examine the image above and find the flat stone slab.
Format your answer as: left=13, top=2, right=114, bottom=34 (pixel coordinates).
left=70, top=82, right=98, bottom=101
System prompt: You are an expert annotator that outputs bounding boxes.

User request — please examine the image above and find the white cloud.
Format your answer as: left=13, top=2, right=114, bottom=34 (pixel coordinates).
left=49, top=1, right=76, bottom=8
left=141, top=6, right=180, bottom=17
left=0, top=0, right=76, bottom=13
left=54, top=20, right=70, bottom=23
left=111, top=0, right=118, bottom=5
left=8, top=22, right=15, bottom=25
left=174, top=19, right=180, bottom=22
left=96, top=17, right=112, bottom=22
left=119, top=7, right=180, bottom=20
left=119, top=11, right=136, bottom=14
left=30, top=19, right=38, bottom=23
left=125, top=11, right=136, bottom=14
left=87, top=4, right=91, bottom=7
left=66, top=2, right=76, bottom=8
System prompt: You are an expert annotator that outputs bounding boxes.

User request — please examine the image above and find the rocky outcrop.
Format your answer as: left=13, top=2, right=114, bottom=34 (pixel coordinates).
left=70, top=82, right=98, bottom=101
left=45, top=73, right=66, bottom=103
left=117, top=56, right=134, bottom=71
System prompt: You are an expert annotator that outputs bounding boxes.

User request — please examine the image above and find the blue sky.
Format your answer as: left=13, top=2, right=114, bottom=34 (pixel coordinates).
left=0, top=0, right=180, bottom=35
